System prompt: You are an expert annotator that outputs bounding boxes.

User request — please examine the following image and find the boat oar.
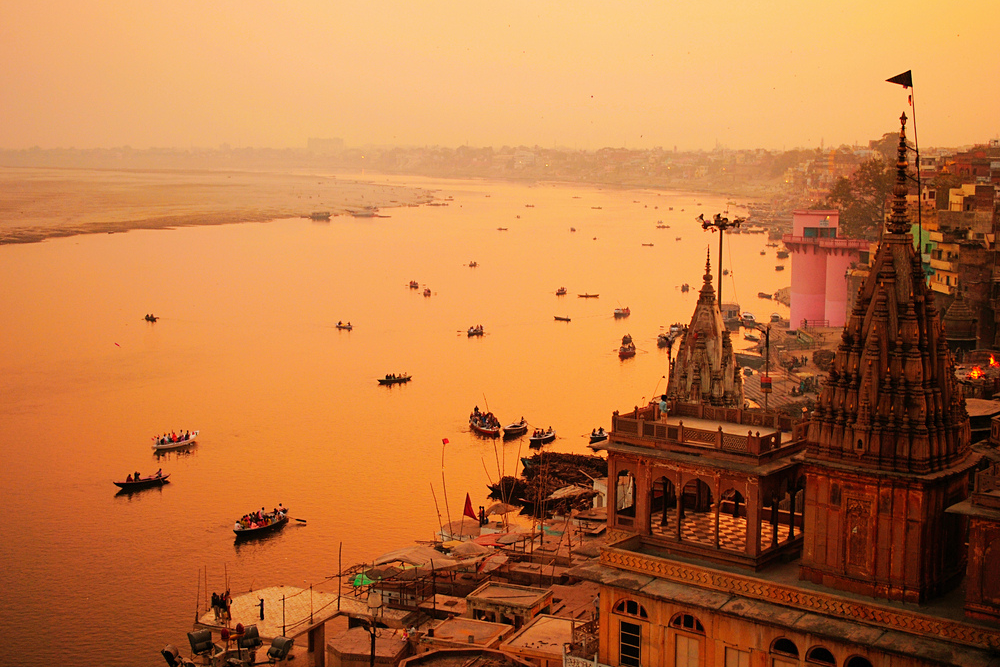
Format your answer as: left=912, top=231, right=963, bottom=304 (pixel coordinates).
left=289, top=517, right=307, bottom=524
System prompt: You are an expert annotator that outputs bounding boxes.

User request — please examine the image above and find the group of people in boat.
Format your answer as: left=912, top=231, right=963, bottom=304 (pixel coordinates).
left=591, top=427, right=606, bottom=438
left=337, top=320, right=352, bottom=327
left=470, top=406, right=500, bottom=430
left=532, top=427, right=553, bottom=438
left=144, top=313, right=158, bottom=322
left=384, top=373, right=408, bottom=380
left=125, top=468, right=162, bottom=483
left=235, top=505, right=286, bottom=532
left=155, top=431, right=191, bottom=446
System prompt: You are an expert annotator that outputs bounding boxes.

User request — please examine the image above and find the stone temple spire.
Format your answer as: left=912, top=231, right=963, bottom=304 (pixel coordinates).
left=800, top=115, right=974, bottom=604
left=666, top=249, right=743, bottom=407
left=808, top=113, right=969, bottom=474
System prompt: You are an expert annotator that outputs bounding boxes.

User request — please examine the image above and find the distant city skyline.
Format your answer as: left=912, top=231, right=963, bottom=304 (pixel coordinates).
left=2, top=1, right=997, bottom=152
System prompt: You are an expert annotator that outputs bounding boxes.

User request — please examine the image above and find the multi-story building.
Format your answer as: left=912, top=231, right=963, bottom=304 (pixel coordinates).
left=782, top=210, right=868, bottom=329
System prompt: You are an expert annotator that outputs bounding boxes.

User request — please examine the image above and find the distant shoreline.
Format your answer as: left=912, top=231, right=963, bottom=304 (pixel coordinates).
left=0, top=166, right=436, bottom=245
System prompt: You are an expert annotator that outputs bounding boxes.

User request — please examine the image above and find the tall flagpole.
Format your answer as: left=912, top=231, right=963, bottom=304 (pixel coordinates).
left=886, top=70, right=921, bottom=256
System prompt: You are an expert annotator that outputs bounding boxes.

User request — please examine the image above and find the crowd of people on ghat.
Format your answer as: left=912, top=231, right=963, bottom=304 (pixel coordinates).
left=470, top=405, right=500, bottom=430
left=154, top=430, right=191, bottom=446
left=211, top=590, right=232, bottom=621
left=234, top=505, right=286, bottom=532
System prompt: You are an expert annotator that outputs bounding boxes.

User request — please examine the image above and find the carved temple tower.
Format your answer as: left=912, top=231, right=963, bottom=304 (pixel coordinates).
left=800, top=115, right=976, bottom=603
left=665, top=252, right=744, bottom=408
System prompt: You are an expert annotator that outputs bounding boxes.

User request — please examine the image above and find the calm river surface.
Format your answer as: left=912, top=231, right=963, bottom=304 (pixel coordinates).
left=0, top=176, right=788, bottom=666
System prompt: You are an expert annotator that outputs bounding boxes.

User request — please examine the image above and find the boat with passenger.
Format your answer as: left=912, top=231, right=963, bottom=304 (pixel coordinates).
left=555, top=287, right=567, bottom=296
left=114, top=470, right=169, bottom=490
left=618, top=333, right=636, bottom=359
left=614, top=307, right=630, bottom=318
left=336, top=321, right=353, bottom=330
left=409, top=280, right=420, bottom=289
left=503, top=418, right=529, bottom=439
left=234, top=506, right=289, bottom=539
left=151, top=430, right=198, bottom=451
left=529, top=427, right=555, bottom=447
left=378, top=373, right=412, bottom=385
left=589, top=427, right=608, bottom=445
left=470, top=406, right=500, bottom=437
left=468, top=325, right=484, bottom=337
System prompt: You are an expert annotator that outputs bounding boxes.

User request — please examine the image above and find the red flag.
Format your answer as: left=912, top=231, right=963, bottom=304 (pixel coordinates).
left=442, top=438, right=449, bottom=444
left=886, top=70, right=912, bottom=89
left=463, top=493, right=477, bottom=520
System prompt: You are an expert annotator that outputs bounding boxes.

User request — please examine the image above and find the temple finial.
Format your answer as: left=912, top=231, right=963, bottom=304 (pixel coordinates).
left=886, top=113, right=911, bottom=236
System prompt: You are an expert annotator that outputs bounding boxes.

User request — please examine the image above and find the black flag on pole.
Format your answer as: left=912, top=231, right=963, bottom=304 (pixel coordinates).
left=886, top=70, right=912, bottom=88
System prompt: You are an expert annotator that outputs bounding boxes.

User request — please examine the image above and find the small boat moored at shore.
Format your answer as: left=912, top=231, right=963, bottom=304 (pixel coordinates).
left=378, top=373, right=412, bottom=385
left=151, top=430, right=198, bottom=451
left=114, top=471, right=169, bottom=490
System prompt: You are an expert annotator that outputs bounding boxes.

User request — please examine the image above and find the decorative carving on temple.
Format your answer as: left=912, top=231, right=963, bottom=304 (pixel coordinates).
left=666, top=251, right=744, bottom=407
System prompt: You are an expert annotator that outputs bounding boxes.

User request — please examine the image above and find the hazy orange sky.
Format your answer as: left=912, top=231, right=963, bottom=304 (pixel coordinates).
left=2, top=0, right=997, bottom=152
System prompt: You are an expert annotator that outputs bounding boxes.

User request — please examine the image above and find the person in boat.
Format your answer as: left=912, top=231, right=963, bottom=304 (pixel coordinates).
left=155, top=468, right=162, bottom=477
left=126, top=473, right=133, bottom=482
left=337, top=320, right=342, bottom=326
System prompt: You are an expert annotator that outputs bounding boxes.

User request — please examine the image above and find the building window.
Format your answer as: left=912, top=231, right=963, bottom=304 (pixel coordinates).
left=845, top=658, right=873, bottom=667
left=725, top=647, right=750, bottom=667
left=771, top=638, right=799, bottom=657
left=614, top=599, right=649, bottom=619
left=669, top=613, right=705, bottom=633
left=805, top=646, right=836, bottom=666
left=620, top=620, right=641, bottom=667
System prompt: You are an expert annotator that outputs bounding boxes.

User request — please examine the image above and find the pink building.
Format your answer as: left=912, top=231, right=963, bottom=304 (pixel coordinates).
left=782, top=210, right=867, bottom=329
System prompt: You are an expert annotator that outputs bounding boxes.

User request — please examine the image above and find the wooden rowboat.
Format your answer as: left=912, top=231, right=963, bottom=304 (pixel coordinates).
left=151, top=431, right=199, bottom=451
left=234, top=510, right=289, bottom=539
left=114, top=472, right=170, bottom=490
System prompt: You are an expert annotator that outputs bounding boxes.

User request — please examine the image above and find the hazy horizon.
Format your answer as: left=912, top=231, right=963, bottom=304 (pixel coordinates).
left=3, top=1, right=998, bottom=153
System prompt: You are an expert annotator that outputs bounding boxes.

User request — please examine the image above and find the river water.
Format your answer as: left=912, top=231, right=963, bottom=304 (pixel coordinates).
left=0, top=176, right=788, bottom=666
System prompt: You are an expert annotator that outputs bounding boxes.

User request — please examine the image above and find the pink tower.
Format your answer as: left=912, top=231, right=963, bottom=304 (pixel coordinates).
left=783, top=210, right=867, bottom=329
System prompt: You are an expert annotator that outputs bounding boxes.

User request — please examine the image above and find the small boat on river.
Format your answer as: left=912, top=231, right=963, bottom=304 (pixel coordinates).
left=234, top=507, right=289, bottom=539
left=555, top=287, right=567, bottom=296
left=114, top=471, right=170, bottom=490
left=468, top=325, right=484, bottom=337
left=554, top=316, right=571, bottom=322
left=424, top=288, right=432, bottom=297
left=503, top=418, right=529, bottom=439
left=590, top=428, right=608, bottom=445
left=470, top=407, right=500, bottom=437
left=619, top=333, right=636, bottom=359
left=151, top=430, right=198, bottom=451
left=409, top=281, right=420, bottom=289
left=378, top=374, right=411, bottom=385
left=614, top=307, right=630, bottom=318
left=529, top=427, right=555, bottom=447
left=336, top=322, right=353, bottom=330
left=578, top=293, right=599, bottom=298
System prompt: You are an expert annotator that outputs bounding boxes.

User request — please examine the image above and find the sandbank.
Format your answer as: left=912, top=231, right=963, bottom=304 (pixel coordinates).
left=0, top=167, right=435, bottom=244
